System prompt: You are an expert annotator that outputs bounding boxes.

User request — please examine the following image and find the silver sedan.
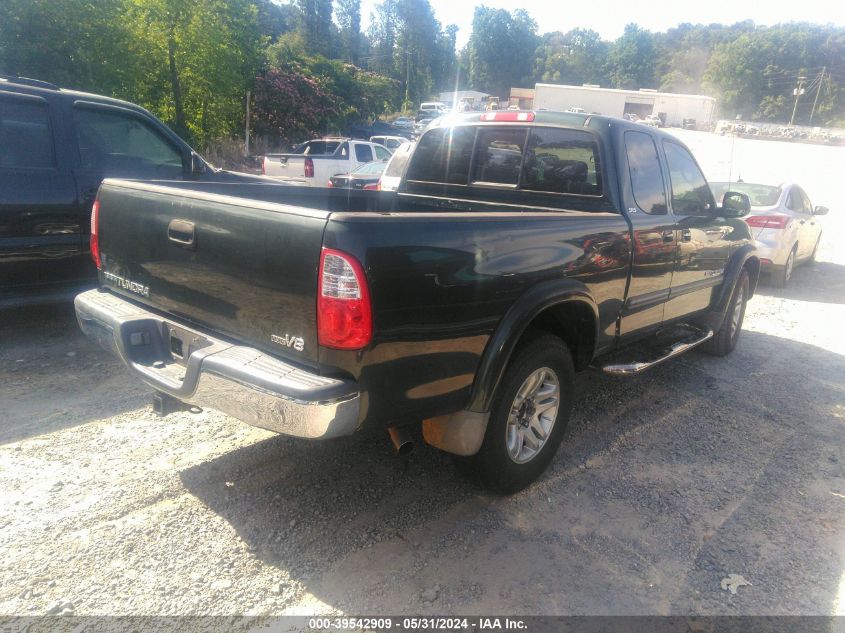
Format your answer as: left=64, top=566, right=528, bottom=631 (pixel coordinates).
left=710, top=182, right=828, bottom=286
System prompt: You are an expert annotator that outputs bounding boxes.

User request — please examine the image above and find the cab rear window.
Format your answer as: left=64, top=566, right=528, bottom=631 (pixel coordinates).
left=405, top=126, right=474, bottom=184
left=406, top=124, right=602, bottom=197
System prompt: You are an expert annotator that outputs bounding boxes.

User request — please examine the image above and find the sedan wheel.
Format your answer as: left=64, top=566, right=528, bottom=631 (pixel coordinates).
left=774, top=247, right=796, bottom=288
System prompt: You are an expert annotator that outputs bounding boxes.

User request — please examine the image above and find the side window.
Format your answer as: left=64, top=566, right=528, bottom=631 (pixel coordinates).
left=786, top=189, right=801, bottom=212
left=470, top=127, right=527, bottom=186
left=522, top=127, right=602, bottom=196
left=799, top=189, right=813, bottom=214
left=624, top=131, right=666, bottom=214
left=355, top=144, right=374, bottom=163
left=405, top=126, right=475, bottom=185
left=73, top=105, right=183, bottom=178
left=373, top=145, right=391, bottom=161
left=663, top=141, right=715, bottom=215
left=0, top=97, right=55, bottom=169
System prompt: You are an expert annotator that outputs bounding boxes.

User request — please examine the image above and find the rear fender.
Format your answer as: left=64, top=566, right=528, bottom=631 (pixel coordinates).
left=699, top=245, right=759, bottom=332
left=467, top=279, right=599, bottom=414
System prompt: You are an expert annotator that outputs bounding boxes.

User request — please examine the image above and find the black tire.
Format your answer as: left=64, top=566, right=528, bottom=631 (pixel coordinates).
left=462, top=333, right=574, bottom=493
left=707, top=269, right=749, bottom=357
left=809, top=234, right=821, bottom=263
left=772, top=245, right=796, bottom=288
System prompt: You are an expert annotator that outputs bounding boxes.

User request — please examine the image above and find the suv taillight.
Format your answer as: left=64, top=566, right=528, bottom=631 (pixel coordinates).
left=318, top=248, right=372, bottom=349
left=90, top=199, right=101, bottom=269
left=304, top=157, right=314, bottom=178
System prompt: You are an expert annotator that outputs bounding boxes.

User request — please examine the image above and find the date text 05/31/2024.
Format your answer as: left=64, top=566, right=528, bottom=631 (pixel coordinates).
left=307, top=617, right=528, bottom=630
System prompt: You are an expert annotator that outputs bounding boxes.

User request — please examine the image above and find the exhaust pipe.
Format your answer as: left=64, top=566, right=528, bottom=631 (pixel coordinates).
left=388, top=426, right=414, bottom=456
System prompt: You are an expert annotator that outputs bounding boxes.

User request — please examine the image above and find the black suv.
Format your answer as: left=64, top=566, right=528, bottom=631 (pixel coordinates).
left=0, top=75, right=253, bottom=308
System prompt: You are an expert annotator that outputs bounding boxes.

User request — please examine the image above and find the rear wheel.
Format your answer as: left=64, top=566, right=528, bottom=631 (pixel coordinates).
left=707, top=269, right=749, bottom=357
left=773, top=245, right=796, bottom=288
left=463, top=334, right=574, bottom=493
left=809, top=234, right=821, bottom=263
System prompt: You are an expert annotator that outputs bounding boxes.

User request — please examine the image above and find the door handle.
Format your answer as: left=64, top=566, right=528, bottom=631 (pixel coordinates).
left=661, top=230, right=674, bottom=243
left=681, top=229, right=692, bottom=242
left=167, top=219, right=196, bottom=249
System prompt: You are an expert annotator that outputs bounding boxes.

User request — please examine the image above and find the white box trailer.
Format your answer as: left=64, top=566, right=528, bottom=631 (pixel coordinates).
left=533, top=83, right=716, bottom=128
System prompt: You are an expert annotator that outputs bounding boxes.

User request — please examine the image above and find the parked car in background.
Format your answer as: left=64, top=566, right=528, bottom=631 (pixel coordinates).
left=369, top=135, right=409, bottom=151
left=624, top=113, right=640, bottom=122
left=392, top=116, right=413, bottom=130
left=347, top=120, right=412, bottom=142
left=682, top=118, right=697, bottom=130
left=420, top=101, right=448, bottom=114
left=262, top=138, right=392, bottom=185
left=413, top=111, right=438, bottom=136
left=710, top=181, right=827, bottom=286
left=377, top=141, right=414, bottom=191
left=327, top=160, right=387, bottom=190
left=0, top=75, right=261, bottom=308
left=641, top=114, right=662, bottom=127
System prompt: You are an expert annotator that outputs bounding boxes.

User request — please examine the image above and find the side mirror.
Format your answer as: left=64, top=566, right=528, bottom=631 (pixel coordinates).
left=721, top=191, right=751, bottom=217
left=190, top=151, right=207, bottom=176
left=814, top=205, right=829, bottom=216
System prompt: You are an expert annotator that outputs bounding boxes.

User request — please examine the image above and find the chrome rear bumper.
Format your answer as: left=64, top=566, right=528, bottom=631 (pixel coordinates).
left=74, top=289, right=361, bottom=439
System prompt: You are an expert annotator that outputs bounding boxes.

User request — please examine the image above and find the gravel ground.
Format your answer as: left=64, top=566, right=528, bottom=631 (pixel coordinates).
left=1, top=132, right=844, bottom=619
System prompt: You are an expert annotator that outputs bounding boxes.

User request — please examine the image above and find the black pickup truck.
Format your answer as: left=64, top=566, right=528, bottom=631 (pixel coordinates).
left=75, top=110, right=759, bottom=492
left=0, top=75, right=261, bottom=308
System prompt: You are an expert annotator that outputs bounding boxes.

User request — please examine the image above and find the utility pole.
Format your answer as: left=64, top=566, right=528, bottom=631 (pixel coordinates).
left=789, top=76, right=806, bottom=126
left=244, top=90, right=251, bottom=156
left=404, top=51, right=411, bottom=107
left=809, top=67, right=826, bottom=125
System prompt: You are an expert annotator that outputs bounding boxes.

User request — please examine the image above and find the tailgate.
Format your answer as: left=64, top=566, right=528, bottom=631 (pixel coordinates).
left=96, top=180, right=328, bottom=367
left=265, top=155, right=307, bottom=182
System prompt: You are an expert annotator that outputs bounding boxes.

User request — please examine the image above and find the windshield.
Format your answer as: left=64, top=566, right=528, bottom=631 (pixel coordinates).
left=353, top=161, right=387, bottom=175
left=710, top=182, right=781, bottom=206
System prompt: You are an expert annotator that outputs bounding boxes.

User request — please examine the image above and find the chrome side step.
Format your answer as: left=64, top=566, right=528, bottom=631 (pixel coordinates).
left=600, top=326, right=714, bottom=376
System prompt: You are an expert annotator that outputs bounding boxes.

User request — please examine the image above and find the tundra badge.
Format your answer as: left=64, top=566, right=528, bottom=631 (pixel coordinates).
left=271, top=334, right=305, bottom=352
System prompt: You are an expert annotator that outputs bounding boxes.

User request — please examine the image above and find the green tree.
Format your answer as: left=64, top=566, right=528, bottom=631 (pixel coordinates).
left=0, top=0, right=133, bottom=95
left=606, top=24, right=656, bottom=89
left=336, top=0, right=362, bottom=64
left=467, top=6, right=539, bottom=97
left=533, top=29, right=609, bottom=86
left=296, top=0, right=333, bottom=57
left=366, top=0, right=455, bottom=107
left=125, top=0, right=264, bottom=144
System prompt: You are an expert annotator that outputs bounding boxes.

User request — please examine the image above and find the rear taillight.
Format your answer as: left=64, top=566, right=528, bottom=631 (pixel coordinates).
left=90, top=199, right=101, bottom=269
left=304, top=157, right=314, bottom=178
left=362, top=182, right=378, bottom=191
left=327, top=179, right=334, bottom=188
left=318, top=248, right=372, bottom=350
left=746, top=214, right=790, bottom=229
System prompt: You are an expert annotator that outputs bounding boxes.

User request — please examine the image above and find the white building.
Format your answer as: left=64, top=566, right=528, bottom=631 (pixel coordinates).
left=438, top=90, right=491, bottom=109
left=533, top=83, right=717, bottom=128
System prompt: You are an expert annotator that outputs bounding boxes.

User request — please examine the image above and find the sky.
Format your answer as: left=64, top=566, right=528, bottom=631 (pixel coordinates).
left=359, top=0, right=845, bottom=49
